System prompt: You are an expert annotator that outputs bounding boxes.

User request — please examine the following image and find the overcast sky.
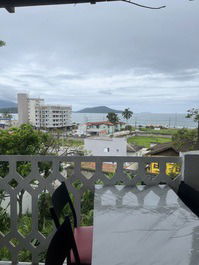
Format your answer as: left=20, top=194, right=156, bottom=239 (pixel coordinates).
left=0, top=0, right=199, bottom=112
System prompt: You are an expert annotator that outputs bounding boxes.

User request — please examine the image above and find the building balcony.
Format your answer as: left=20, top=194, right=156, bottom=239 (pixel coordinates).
left=0, top=153, right=198, bottom=265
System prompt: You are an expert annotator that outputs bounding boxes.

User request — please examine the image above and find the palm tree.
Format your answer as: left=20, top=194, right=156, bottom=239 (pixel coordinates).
left=122, top=108, right=133, bottom=123
left=106, top=112, right=119, bottom=124
left=0, top=41, right=6, bottom=47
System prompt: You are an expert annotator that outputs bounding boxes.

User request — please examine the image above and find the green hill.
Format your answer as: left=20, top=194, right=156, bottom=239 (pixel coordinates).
left=76, top=106, right=122, bottom=113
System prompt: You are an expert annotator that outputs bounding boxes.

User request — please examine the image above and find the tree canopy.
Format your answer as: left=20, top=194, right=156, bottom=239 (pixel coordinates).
left=122, top=108, right=133, bottom=123
left=0, top=124, right=57, bottom=155
left=0, top=124, right=59, bottom=217
left=0, top=40, right=5, bottom=47
left=172, top=128, right=197, bottom=151
left=106, top=112, right=119, bottom=124
left=186, top=108, right=199, bottom=149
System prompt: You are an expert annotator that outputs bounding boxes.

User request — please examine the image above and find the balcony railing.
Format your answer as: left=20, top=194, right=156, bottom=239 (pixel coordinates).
left=0, top=155, right=182, bottom=265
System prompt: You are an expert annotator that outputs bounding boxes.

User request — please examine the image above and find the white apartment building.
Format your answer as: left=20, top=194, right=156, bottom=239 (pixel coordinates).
left=35, top=105, right=72, bottom=129
left=17, top=93, right=72, bottom=129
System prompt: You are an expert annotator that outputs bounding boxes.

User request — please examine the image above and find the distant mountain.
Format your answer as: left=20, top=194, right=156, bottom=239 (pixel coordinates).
left=0, top=107, right=18, bottom=113
left=0, top=100, right=16, bottom=108
left=0, top=100, right=17, bottom=113
left=76, top=106, right=123, bottom=113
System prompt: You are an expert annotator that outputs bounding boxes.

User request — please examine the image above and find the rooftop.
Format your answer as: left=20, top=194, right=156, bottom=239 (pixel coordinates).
left=85, top=121, right=125, bottom=126
left=146, top=142, right=179, bottom=156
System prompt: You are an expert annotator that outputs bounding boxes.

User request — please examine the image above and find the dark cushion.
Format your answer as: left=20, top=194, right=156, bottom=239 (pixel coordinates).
left=71, top=226, right=93, bottom=265
left=178, top=181, right=199, bottom=217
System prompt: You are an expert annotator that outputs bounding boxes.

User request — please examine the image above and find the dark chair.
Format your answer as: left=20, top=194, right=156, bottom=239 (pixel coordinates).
left=45, top=216, right=81, bottom=265
left=178, top=181, right=199, bottom=217
left=50, top=182, right=93, bottom=265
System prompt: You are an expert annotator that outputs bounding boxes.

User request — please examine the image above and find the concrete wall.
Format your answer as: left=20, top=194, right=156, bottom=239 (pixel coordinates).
left=84, top=137, right=127, bottom=156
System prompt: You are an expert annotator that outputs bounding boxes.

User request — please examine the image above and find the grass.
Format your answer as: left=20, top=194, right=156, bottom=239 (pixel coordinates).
left=127, top=136, right=172, bottom=148
left=62, top=139, right=83, bottom=147
left=139, top=128, right=179, bottom=135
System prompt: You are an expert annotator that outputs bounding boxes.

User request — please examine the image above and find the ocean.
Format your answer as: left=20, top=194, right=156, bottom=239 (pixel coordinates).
left=72, top=113, right=196, bottom=128
left=9, top=112, right=196, bottom=128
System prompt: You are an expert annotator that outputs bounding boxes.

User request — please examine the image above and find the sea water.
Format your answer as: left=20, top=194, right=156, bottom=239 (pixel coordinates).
left=8, top=112, right=196, bottom=128
left=72, top=113, right=196, bottom=128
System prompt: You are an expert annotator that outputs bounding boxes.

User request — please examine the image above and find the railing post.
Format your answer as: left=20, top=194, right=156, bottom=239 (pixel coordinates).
left=183, top=152, right=199, bottom=191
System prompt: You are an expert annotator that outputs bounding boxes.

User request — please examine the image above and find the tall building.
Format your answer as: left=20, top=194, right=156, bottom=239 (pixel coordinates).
left=17, top=93, right=29, bottom=125
left=17, top=93, right=72, bottom=128
left=35, top=105, right=72, bottom=129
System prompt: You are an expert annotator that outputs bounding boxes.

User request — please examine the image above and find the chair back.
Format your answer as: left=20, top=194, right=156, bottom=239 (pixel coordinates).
left=45, top=216, right=81, bottom=265
left=178, top=181, right=199, bottom=217
left=51, top=182, right=77, bottom=227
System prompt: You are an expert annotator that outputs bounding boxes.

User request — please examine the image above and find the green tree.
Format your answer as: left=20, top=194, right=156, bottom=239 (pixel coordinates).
left=0, top=124, right=58, bottom=217
left=0, top=124, right=58, bottom=155
left=172, top=128, right=197, bottom=151
left=186, top=108, right=199, bottom=149
left=106, top=112, right=119, bottom=124
left=0, top=40, right=5, bottom=47
left=38, top=192, right=52, bottom=232
left=125, top=125, right=133, bottom=131
left=122, top=108, right=133, bottom=123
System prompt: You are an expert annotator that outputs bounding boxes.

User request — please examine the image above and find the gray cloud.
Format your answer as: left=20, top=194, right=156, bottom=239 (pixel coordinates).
left=54, top=74, right=84, bottom=80
left=0, top=0, right=199, bottom=112
left=98, top=89, right=113, bottom=95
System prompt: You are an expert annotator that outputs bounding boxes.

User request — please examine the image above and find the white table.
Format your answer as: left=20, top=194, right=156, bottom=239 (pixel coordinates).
left=92, top=185, right=199, bottom=265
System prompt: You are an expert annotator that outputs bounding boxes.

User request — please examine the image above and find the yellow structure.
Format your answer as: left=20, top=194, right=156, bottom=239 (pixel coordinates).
left=147, top=162, right=181, bottom=176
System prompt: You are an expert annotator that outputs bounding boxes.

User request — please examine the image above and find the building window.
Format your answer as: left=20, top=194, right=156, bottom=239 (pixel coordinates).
left=104, top=147, right=110, bottom=153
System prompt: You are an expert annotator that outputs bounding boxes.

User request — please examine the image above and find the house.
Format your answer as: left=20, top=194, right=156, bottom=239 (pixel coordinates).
left=127, top=143, right=148, bottom=156
left=77, top=121, right=126, bottom=136
left=0, top=118, right=12, bottom=129
left=145, top=142, right=179, bottom=156
left=84, top=137, right=127, bottom=156
left=145, top=142, right=180, bottom=175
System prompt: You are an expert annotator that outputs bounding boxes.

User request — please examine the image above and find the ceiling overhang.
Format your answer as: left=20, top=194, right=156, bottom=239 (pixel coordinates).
left=0, top=0, right=117, bottom=13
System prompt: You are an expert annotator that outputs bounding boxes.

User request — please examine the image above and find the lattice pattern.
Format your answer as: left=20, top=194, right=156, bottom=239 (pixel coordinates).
left=0, top=155, right=182, bottom=264
left=95, top=185, right=176, bottom=210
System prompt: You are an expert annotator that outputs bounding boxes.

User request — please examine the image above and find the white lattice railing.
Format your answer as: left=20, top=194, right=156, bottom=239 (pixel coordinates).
left=0, top=155, right=182, bottom=265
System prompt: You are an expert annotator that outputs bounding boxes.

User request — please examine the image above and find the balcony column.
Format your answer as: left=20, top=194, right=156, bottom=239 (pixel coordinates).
left=182, top=152, right=199, bottom=191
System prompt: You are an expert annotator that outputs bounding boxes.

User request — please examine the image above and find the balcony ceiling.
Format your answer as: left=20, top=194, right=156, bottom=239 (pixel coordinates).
left=0, top=0, right=117, bottom=13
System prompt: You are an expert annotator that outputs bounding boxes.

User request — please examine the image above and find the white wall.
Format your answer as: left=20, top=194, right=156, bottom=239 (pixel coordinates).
left=84, top=137, right=127, bottom=156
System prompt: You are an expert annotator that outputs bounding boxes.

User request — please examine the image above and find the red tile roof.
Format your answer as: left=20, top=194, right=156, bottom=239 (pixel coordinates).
left=81, top=162, right=116, bottom=173
left=85, top=121, right=113, bottom=126
left=81, top=162, right=130, bottom=173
